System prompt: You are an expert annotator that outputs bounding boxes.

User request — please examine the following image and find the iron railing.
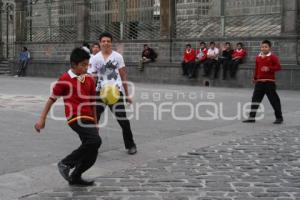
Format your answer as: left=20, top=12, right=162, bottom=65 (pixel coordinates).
left=12, top=0, right=283, bottom=42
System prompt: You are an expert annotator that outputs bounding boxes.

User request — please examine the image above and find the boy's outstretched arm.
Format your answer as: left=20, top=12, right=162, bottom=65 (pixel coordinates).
left=34, top=96, right=56, bottom=133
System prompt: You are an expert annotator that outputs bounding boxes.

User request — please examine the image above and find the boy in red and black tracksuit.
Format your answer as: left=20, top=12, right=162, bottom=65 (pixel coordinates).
left=181, top=44, right=196, bottom=78
left=243, top=40, right=283, bottom=124
left=230, top=42, right=247, bottom=78
left=34, top=48, right=101, bottom=186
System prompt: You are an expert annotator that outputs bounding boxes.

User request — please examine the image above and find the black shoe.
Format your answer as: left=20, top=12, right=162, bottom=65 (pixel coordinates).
left=127, top=146, right=137, bottom=155
left=69, top=177, right=95, bottom=187
left=57, top=161, right=71, bottom=181
left=273, top=118, right=283, bottom=124
left=242, top=119, right=255, bottom=123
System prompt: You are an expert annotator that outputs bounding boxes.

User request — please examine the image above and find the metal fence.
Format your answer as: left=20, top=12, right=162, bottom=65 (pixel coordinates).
left=21, top=0, right=77, bottom=42
left=174, top=0, right=282, bottom=39
left=88, top=0, right=160, bottom=41
left=12, top=0, right=283, bottom=42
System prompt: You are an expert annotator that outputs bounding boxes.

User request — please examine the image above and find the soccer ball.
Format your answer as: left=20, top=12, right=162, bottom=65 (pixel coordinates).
left=100, top=84, right=120, bottom=105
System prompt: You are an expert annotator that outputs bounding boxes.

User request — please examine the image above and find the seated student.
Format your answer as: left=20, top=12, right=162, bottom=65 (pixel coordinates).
left=181, top=44, right=196, bottom=78
left=138, top=44, right=157, bottom=71
left=230, top=42, right=247, bottom=78
left=221, top=42, right=234, bottom=80
left=190, top=41, right=208, bottom=78
left=203, top=42, right=220, bottom=79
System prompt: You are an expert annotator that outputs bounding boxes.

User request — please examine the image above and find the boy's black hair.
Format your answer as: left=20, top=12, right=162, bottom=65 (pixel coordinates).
left=225, top=42, right=231, bottom=45
left=237, top=42, right=243, bottom=47
left=262, top=40, right=272, bottom=47
left=144, top=44, right=148, bottom=47
left=82, top=42, right=90, bottom=49
left=210, top=41, right=215, bottom=45
left=23, top=47, right=28, bottom=51
left=186, top=44, right=191, bottom=47
left=92, top=42, right=100, bottom=48
left=70, top=47, right=90, bottom=67
left=200, top=41, right=206, bottom=45
left=99, top=32, right=113, bottom=42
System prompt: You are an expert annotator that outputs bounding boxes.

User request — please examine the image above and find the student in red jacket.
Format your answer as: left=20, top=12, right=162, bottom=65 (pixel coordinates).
left=181, top=44, right=196, bottom=78
left=193, top=41, right=208, bottom=78
left=35, top=48, right=101, bottom=186
left=230, top=42, right=247, bottom=78
left=243, top=40, right=283, bottom=124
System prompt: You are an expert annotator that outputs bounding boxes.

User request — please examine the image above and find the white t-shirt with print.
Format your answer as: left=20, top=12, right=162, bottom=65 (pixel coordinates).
left=89, top=51, right=125, bottom=92
left=207, top=48, right=219, bottom=60
left=87, top=54, right=95, bottom=74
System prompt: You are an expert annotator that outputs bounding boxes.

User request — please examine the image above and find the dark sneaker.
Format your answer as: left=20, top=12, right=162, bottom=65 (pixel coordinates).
left=69, top=178, right=95, bottom=187
left=242, top=119, right=255, bottom=123
left=127, top=146, right=137, bottom=155
left=273, top=118, right=283, bottom=124
left=57, top=161, right=71, bottom=181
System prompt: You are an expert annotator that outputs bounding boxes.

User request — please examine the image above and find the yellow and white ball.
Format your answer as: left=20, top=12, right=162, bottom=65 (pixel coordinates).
left=100, top=84, right=120, bottom=105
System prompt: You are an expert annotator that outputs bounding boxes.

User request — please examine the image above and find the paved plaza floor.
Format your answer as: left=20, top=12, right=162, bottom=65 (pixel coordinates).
left=0, top=76, right=300, bottom=200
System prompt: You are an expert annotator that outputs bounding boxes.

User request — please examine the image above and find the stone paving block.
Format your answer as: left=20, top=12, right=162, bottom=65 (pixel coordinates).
left=22, top=126, right=300, bottom=200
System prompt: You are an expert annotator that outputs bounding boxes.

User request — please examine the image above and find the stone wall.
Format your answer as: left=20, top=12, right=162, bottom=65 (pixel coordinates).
left=11, top=35, right=299, bottom=90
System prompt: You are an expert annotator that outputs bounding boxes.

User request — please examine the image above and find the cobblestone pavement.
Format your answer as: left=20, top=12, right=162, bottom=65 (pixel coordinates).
left=22, top=126, right=300, bottom=200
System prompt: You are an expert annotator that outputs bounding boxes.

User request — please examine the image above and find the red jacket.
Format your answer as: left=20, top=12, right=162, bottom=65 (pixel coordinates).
left=232, top=48, right=246, bottom=60
left=183, top=49, right=196, bottom=62
left=196, top=48, right=208, bottom=62
left=253, top=52, right=281, bottom=82
left=52, top=71, right=96, bottom=124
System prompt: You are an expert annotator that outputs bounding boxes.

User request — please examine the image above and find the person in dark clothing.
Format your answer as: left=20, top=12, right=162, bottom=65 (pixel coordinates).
left=138, top=44, right=157, bottom=71
left=243, top=40, right=283, bottom=124
left=15, top=47, right=30, bottom=77
left=221, top=42, right=234, bottom=80
left=203, top=42, right=220, bottom=79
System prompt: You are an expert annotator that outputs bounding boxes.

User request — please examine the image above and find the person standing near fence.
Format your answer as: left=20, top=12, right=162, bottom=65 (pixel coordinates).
left=15, top=47, right=30, bottom=77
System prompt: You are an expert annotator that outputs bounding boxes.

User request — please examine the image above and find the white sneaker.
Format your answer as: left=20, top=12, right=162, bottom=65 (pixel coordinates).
left=14, top=75, right=19, bottom=77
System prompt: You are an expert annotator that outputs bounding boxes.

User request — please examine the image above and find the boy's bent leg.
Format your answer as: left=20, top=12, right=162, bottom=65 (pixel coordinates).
left=61, top=121, right=101, bottom=179
left=248, top=82, right=266, bottom=119
left=222, top=60, right=229, bottom=79
left=213, top=60, right=220, bottom=79
left=230, top=59, right=241, bottom=78
left=181, top=62, right=188, bottom=75
left=110, top=97, right=136, bottom=151
left=265, top=82, right=283, bottom=120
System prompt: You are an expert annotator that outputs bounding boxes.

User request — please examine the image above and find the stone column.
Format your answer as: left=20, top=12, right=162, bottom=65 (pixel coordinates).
left=0, top=1, right=3, bottom=59
left=15, top=0, right=26, bottom=42
left=282, top=0, right=297, bottom=36
left=76, top=0, right=89, bottom=42
left=279, top=0, right=298, bottom=64
left=297, top=1, right=300, bottom=65
left=159, top=0, right=175, bottom=62
left=160, top=0, right=175, bottom=39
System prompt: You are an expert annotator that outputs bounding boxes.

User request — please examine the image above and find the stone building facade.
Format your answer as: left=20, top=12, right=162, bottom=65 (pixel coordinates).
left=1, top=0, right=299, bottom=89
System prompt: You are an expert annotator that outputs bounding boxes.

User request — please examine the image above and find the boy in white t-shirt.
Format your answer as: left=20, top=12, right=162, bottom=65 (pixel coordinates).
left=89, top=32, right=137, bottom=155
left=203, top=42, right=220, bottom=79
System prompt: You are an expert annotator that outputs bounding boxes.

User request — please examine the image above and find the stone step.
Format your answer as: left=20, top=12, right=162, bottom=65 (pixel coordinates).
left=0, top=60, right=11, bottom=75
left=0, top=71, right=11, bottom=75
